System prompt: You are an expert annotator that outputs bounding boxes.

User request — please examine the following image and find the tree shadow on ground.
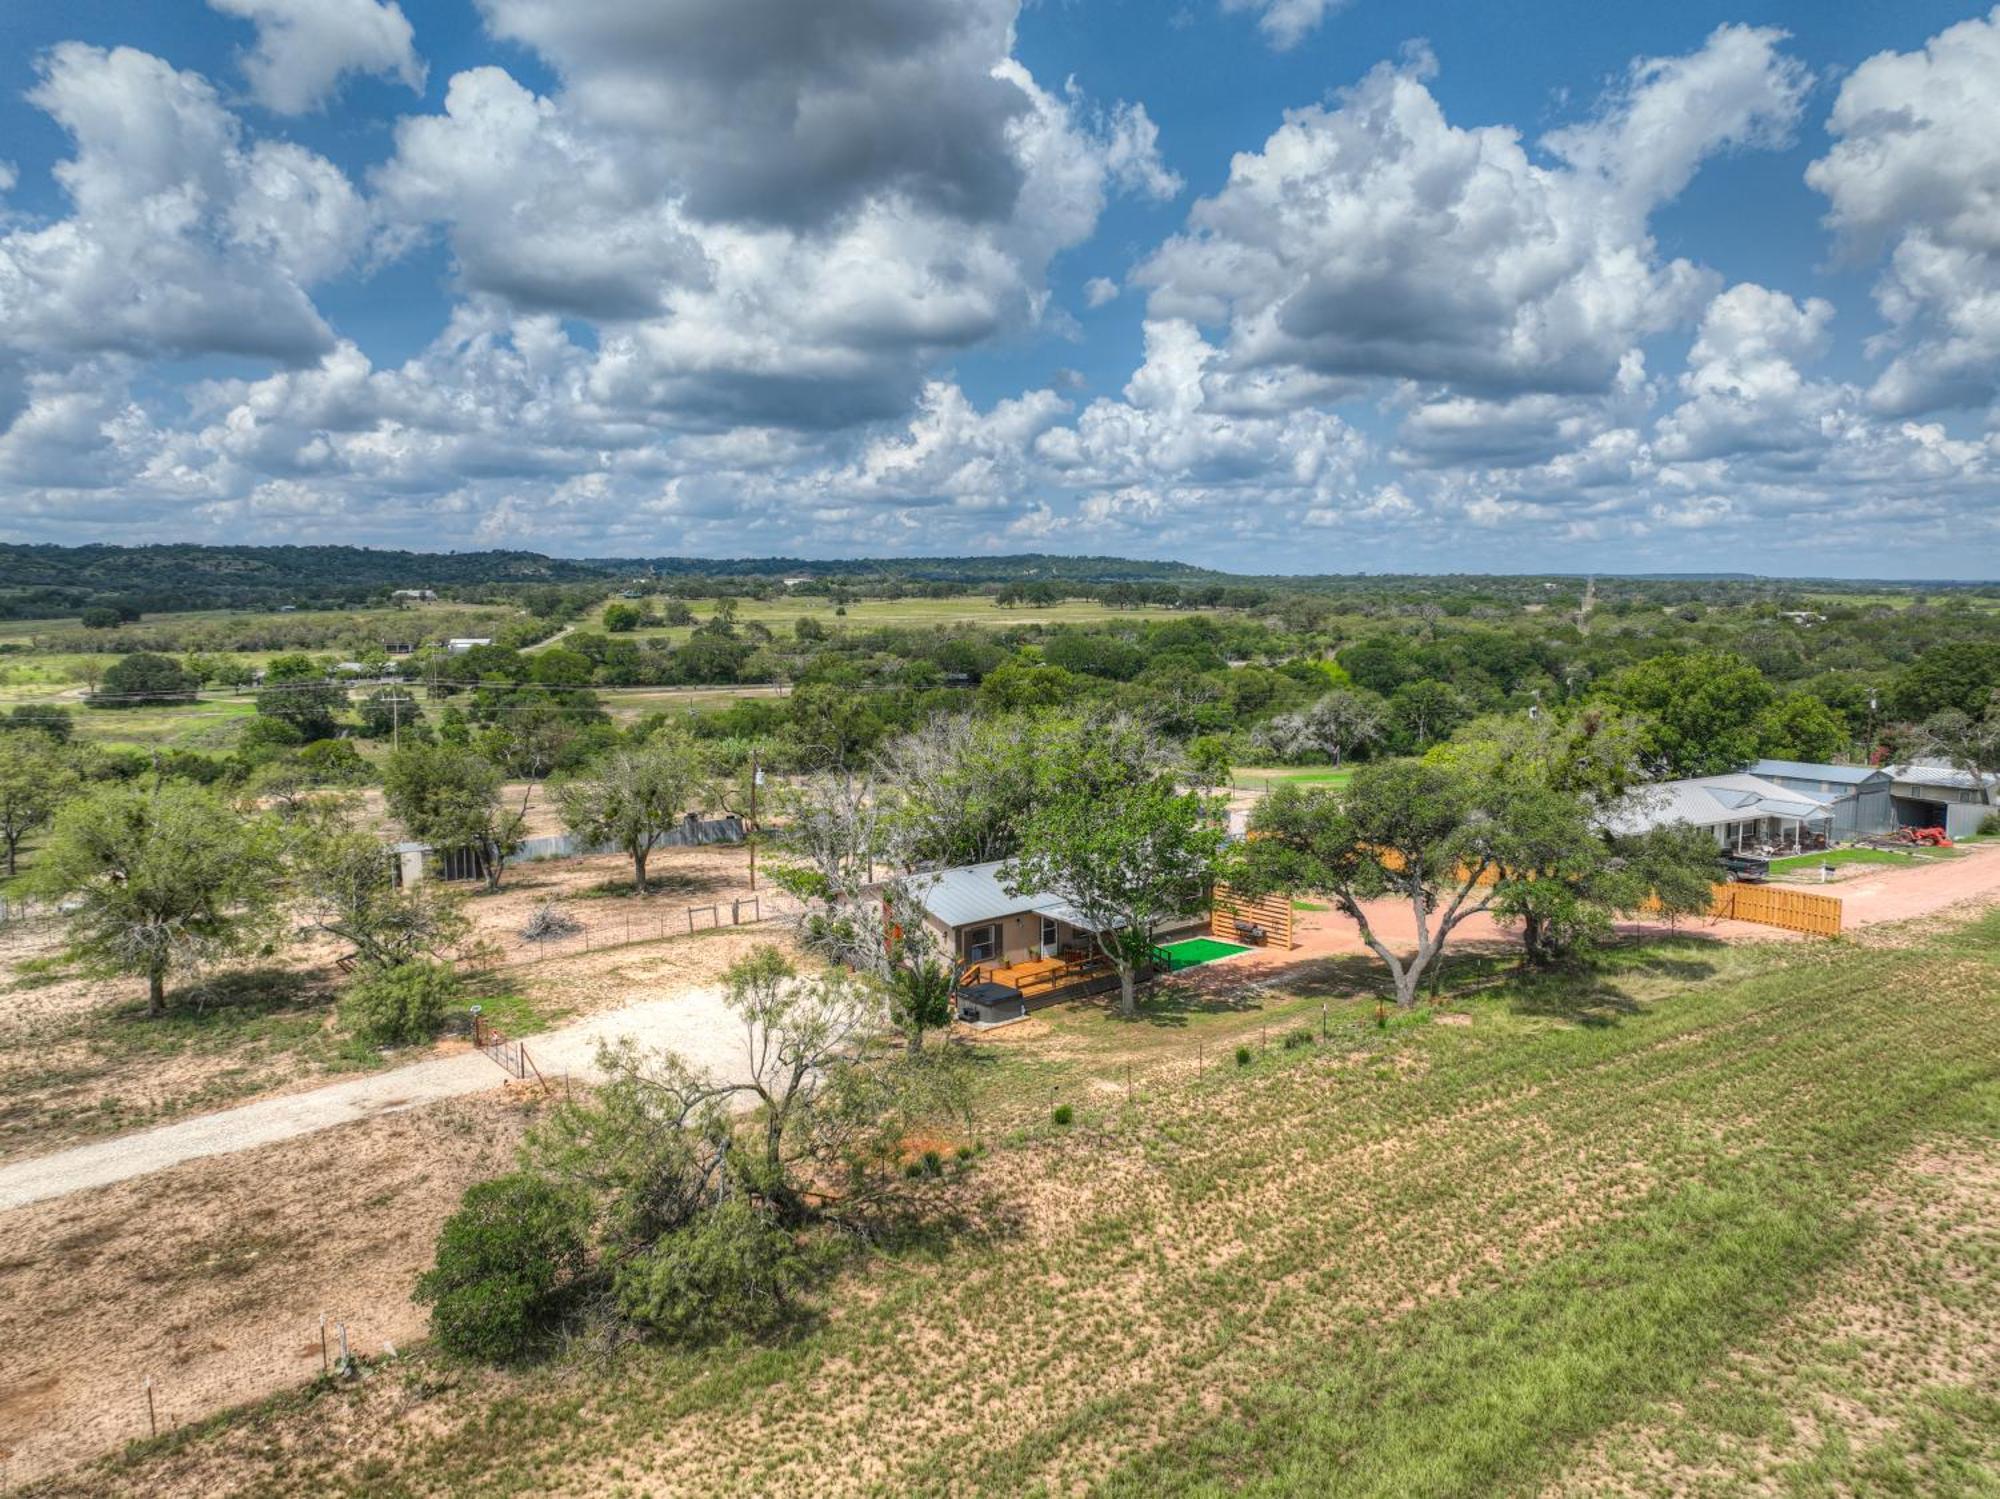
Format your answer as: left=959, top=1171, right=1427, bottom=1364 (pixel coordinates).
left=1503, top=943, right=1721, bottom=1027
left=577, top=869, right=730, bottom=901
left=110, top=966, right=336, bottom=1029
left=177, top=965, right=335, bottom=1015
left=1108, top=981, right=1272, bottom=1027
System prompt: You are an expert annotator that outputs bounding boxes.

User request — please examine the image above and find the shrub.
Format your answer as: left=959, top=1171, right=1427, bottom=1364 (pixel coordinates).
left=1051, top=1103, right=1074, bottom=1127
left=1283, top=1027, right=1314, bottom=1050
left=416, top=1173, right=590, bottom=1364
left=343, top=958, right=460, bottom=1046
left=613, top=1198, right=817, bottom=1344
left=1981, top=812, right=2000, bottom=837
left=1235, top=1045, right=1253, bottom=1067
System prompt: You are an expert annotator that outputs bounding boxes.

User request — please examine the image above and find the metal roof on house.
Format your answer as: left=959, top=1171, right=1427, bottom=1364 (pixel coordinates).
left=1604, top=773, right=1838, bottom=836
left=911, top=860, right=1092, bottom=931
left=1748, top=759, right=1890, bottom=786
left=1886, top=761, right=2000, bottom=793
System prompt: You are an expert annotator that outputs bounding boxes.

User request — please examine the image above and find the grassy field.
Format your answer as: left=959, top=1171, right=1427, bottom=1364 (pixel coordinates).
left=625, top=592, right=1179, bottom=643
left=43, top=907, right=2000, bottom=1497
left=1233, top=764, right=1357, bottom=790
left=0, top=602, right=522, bottom=644
left=1795, top=589, right=2000, bottom=612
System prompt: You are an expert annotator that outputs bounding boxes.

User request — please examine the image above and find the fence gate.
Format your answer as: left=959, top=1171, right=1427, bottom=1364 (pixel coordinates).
left=471, top=1012, right=547, bottom=1089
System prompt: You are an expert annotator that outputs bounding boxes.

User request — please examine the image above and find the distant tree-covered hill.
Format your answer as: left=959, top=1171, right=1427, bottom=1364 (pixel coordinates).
left=0, top=543, right=609, bottom=618
left=0, top=541, right=1990, bottom=623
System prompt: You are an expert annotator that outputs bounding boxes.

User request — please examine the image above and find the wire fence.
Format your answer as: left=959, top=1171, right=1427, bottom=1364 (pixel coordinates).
left=0, top=894, right=62, bottom=932
left=468, top=892, right=781, bottom=973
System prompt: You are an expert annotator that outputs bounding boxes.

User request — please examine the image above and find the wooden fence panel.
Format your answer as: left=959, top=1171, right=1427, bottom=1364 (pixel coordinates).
left=1709, top=882, right=1842, bottom=937
left=1210, top=882, right=1295, bottom=949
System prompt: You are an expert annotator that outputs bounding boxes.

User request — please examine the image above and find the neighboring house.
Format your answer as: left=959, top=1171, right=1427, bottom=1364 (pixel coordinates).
left=1604, top=772, right=1835, bottom=851
left=445, top=637, right=494, bottom=654
left=1746, top=759, right=1895, bottom=837
left=1884, top=761, right=1999, bottom=839
left=391, top=588, right=437, bottom=602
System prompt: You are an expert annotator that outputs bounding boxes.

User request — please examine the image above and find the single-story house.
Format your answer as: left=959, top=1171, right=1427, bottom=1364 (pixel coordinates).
left=905, top=860, right=1199, bottom=1022
left=1746, top=759, right=1895, bottom=837
left=1604, top=772, right=1835, bottom=851
left=445, top=637, right=493, bottom=655
left=391, top=588, right=437, bottom=602
left=911, top=861, right=1104, bottom=971
left=1884, top=760, right=1998, bottom=839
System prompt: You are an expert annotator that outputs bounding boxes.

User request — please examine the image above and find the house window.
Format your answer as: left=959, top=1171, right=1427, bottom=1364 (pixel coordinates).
left=964, top=924, right=999, bottom=962
left=1041, top=916, right=1059, bottom=951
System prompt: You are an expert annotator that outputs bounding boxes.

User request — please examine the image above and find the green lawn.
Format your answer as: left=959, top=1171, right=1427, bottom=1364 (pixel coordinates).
left=1233, top=764, right=1357, bottom=789
left=1154, top=936, right=1250, bottom=968
left=1767, top=846, right=1961, bottom=876
left=52, top=909, right=2000, bottom=1497
left=67, top=696, right=260, bottom=751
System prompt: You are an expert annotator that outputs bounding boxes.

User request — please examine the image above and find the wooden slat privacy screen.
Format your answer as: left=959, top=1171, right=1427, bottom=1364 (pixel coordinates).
left=1210, top=882, right=1296, bottom=949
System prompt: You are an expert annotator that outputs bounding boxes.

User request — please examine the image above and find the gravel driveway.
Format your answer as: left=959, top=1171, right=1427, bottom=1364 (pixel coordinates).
left=0, top=986, right=751, bottom=1213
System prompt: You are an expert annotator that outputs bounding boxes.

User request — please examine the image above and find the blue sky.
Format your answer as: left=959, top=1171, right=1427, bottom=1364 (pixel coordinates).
left=1, top=0, right=1996, bottom=576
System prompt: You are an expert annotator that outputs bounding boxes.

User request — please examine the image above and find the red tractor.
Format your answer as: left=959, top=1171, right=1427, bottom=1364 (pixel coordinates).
left=1901, top=825, right=1953, bottom=847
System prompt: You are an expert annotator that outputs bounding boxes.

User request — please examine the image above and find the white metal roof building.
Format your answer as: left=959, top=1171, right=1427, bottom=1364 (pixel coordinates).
left=1605, top=773, right=1835, bottom=850
left=911, top=861, right=1092, bottom=933
left=1746, top=759, right=1894, bottom=836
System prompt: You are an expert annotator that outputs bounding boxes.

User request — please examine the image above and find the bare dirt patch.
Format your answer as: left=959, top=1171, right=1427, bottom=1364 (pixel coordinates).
left=0, top=1090, right=535, bottom=1487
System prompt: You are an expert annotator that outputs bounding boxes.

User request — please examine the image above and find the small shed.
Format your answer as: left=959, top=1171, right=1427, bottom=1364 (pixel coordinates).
left=1745, top=759, right=1895, bottom=837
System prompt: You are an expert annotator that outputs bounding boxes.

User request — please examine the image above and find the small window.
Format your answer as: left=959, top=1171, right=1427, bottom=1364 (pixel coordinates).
left=964, top=924, right=999, bottom=962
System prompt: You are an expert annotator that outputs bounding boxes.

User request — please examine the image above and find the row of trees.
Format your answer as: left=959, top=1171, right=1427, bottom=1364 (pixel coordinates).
left=757, top=701, right=1729, bottom=1022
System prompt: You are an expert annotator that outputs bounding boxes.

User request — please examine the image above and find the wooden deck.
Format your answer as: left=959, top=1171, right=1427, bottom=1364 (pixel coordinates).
left=964, top=954, right=1116, bottom=1002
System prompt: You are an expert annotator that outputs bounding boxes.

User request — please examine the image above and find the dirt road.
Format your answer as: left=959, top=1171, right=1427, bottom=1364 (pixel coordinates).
left=1204, top=844, right=2000, bottom=988
left=1796, top=844, right=2000, bottom=924
left=0, top=985, right=752, bottom=1213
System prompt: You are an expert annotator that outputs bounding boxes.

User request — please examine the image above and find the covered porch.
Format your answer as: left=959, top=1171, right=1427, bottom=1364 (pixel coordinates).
left=1718, top=812, right=1832, bottom=854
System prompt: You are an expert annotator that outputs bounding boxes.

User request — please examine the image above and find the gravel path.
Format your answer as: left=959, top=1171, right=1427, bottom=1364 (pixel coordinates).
left=0, top=986, right=750, bottom=1213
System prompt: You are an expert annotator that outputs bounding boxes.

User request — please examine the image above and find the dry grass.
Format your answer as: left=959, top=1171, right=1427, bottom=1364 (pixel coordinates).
left=19, top=907, right=1997, bottom=1497
left=0, top=1092, right=537, bottom=1487
left=0, top=842, right=782, bottom=1163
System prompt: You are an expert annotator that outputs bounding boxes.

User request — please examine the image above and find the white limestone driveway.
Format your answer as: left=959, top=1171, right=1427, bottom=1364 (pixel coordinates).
left=0, top=986, right=755, bottom=1214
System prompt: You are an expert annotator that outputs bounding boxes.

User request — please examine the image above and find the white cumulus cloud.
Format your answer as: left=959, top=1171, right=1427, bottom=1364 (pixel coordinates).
left=207, top=0, right=424, bottom=114
left=1807, top=5, right=2000, bottom=416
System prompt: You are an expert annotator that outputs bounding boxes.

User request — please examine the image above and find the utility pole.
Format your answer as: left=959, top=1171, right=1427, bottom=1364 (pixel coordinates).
left=747, top=746, right=759, bottom=892
left=391, top=689, right=401, bottom=752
